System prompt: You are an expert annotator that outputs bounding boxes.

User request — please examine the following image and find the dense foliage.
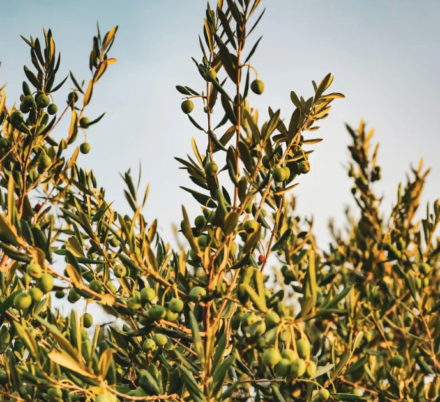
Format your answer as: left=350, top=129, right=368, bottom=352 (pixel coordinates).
left=0, top=1, right=439, bottom=402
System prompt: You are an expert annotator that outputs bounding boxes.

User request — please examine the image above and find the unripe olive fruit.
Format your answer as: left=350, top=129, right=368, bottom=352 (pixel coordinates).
left=55, top=290, right=65, bottom=299
left=404, top=315, right=414, bottom=327
left=241, top=312, right=256, bottom=327
left=198, top=234, right=209, bottom=249
left=79, top=117, right=90, bottom=128
left=262, top=155, right=270, bottom=168
left=263, top=348, right=282, bottom=367
left=67, top=92, right=79, bottom=103
left=153, top=334, right=168, bottom=347
left=29, top=288, right=44, bottom=303
left=272, top=167, right=287, bottom=182
left=89, top=279, right=102, bottom=293
left=22, top=95, right=34, bottom=108
left=148, top=305, right=166, bottom=321
left=127, top=297, right=142, bottom=312
left=419, top=263, right=432, bottom=275
left=80, top=143, right=90, bottom=154
left=166, top=309, right=179, bottom=321
left=298, top=160, right=311, bottom=174
left=14, top=293, right=32, bottom=310
left=189, top=286, right=206, bottom=302
left=39, top=155, right=52, bottom=169
left=196, top=267, right=208, bottom=283
left=181, top=99, right=194, bottom=114
left=280, top=329, right=291, bottom=343
left=194, top=215, right=207, bottom=228
left=68, top=288, right=81, bottom=303
left=139, top=316, right=150, bottom=326
left=243, top=220, right=258, bottom=234
left=281, top=349, right=295, bottom=362
left=256, top=337, right=266, bottom=349
left=82, top=313, right=93, bottom=328
left=168, top=298, right=184, bottom=313
left=37, top=94, right=50, bottom=108
left=265, top=311, right=281, bottom=329
left=47, top=387, right=63, bottom=402
left=47, top=103, right=58, bottom=115
left=37, top=273, right=54, bottom=294
left=390, top=354, right=404, bottom=368
left=275, top=358, right=291, bottom=377
left=318, top=389, right=330, bottom=401
left=109, top=237, right=119, bottom=248
left=385, top=331, right=394, bottom=341
left=114, top=265, right=127, bottom=278
left=10, top=111, right=24, bottom=126
left=141, top=287, right=156, bottom=304
left=306, top=360, right=317, bottom=377
left=190, top=249, right=201, bottom=262
left=20, top=103, right=30, bottom=114
left=205, top=162, right=218, bottom=176
left=26, top=263, right=42, bottom=279
left=296, top=339, right=310, bottom=359
left=251, top=79, right=265, bottom=95
left=142, top=339, right=156, bottom=352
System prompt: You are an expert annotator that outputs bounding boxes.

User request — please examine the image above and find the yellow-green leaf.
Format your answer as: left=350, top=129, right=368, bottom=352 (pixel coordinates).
left=83, top=80, right=93, bottom=107
left=101, top=27, right=118, bottom=53
left=223, top=212, right=239, bottom=236
left=48, top=351, right=94, bottom=378
left=98, top=349, right=116, bottom=378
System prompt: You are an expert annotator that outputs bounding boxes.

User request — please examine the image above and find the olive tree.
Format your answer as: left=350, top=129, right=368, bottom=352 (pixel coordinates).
left=0, top=1, right=438, bottom=402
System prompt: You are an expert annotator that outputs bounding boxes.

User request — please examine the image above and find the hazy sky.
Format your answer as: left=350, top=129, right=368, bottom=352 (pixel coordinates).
left=2, top=0, right=440, bottom=251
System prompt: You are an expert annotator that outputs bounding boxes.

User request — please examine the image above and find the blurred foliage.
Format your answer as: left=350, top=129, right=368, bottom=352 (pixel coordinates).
left=0, top=1, right=438, bottom=402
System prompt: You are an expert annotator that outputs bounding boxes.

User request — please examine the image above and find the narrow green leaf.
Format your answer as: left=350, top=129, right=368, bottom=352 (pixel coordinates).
left=189, top=311, right=205, bottom=366
left=344, top=356, right=367, bottom=376
left=212, top=333, right=226, bottom=373
left=310, top=363, right=334, bottom=379
left=271, top=228, right=292, bottom=252
left=212, top=355, right=235, bottom=397
left=245, top=284, right=267, bottom=312
left=244, top=36, right=263, bottom=64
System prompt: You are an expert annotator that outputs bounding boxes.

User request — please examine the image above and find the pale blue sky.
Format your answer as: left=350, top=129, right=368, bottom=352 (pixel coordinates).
left=2, top=0, right=440, bottom=250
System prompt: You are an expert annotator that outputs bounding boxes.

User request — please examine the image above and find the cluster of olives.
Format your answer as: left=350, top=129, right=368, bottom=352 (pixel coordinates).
left=18, top=92, right=58, bottom=117
left=272, top=166, right=291, bottom=183
left=141, top=333, right=168, bottom=353
left=63, top=261, right=191, bottom=327
left=13, top=263, right=54, bottom=309
left=262, top=157, right=311, bottom=187
left=8, top=91, right=57, bottom=138
left=78, top=116, right=91, bottom=154
left=67, top=92, right=92, bottom=154
left=262, top=339, right=319, bottom=380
